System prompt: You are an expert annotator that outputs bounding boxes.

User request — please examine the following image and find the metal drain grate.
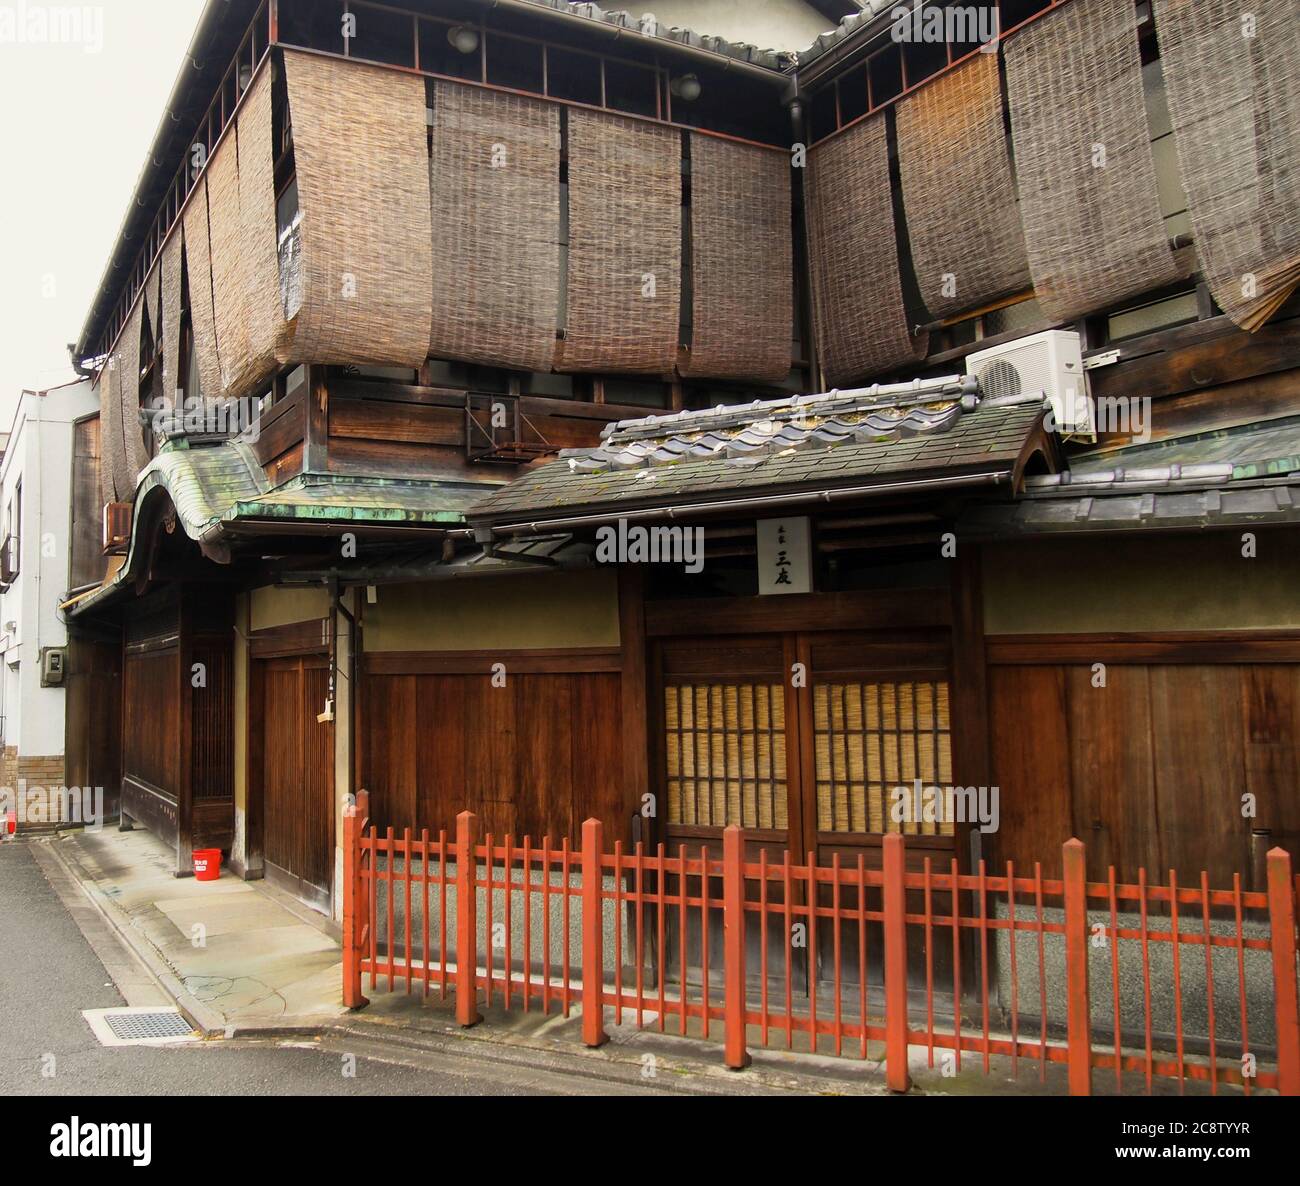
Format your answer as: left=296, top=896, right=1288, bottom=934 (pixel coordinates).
left=82, top=1007, right=197, bottom=1046
left=103, top=1010, right=194, bottom=1040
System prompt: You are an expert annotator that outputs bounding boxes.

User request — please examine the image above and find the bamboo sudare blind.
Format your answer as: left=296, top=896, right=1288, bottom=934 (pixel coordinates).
left=429, top=82, right=561, bottom=374
left=1003, top=0, right=1186, bottom=323
left=896, top=53, right=1031, bottom=320
left=161, top=229, right=184, bottom=406
left=814, top=680, right=953, bottom=836
left=205, top=132, right=248, bottom=399
left=681, top=133, right=793, bottom=382
left=181, top=179, right=223, bottom=403
left=559, top=109, right=682, bottom=375
left=143, top=261, right=162, bottom=366
left=806, top=115, right=928, bottom=387
left=204, top=71, right=286, bottom=401
left=118, top=300, right=149, bottom=482
left=664, top=683, right=789, bottom=831
left=235, top=67, right=289, bottom=395
left=1153, top=0, right=1300, bottom=331
left=281, top=50, right=432, bottom=368
left=97, top=362, right=124, bottom=504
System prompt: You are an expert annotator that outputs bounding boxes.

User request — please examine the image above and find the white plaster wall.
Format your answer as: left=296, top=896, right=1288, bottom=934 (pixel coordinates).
left=0, top=380, right=97, bottom=759
left=644, top=0, right=835, bottom=51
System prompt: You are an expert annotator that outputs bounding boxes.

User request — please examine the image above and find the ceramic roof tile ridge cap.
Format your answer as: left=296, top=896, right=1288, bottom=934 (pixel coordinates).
left=518, top=3, right=787, bottom=69
left=598, top=374, right=979, bottom=443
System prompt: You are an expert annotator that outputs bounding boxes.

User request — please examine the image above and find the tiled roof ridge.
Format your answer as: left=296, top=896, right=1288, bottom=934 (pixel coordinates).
left=799, top=0, right=898, bottom=66
left=551, top=376, right=1048, bottom=478
left=587, top=374, right=986, bottom=448
left=519, top=2, right=797, bottom=69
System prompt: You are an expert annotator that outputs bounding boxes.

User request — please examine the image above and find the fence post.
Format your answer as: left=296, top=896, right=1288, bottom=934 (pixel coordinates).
left=1062, top=837, right=1092, bottom=1096
left=341, top=790, right=370, bottom=1009
left=582, top=818, right=609, bottom=1048
left=722, top=824, right=751, bottom=1070
left=455, top=810, right=481, bottom=1027
left=882, top=831, right=911, bottom=1093
left=1266, top=847, right=1300, bottom=1096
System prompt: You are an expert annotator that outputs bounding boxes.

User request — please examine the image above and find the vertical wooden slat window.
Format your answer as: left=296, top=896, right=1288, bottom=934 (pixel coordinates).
left=681, top=133, right=792, bottom=382
left=1002, top=0, right=1186, bottom=322
left=191, top=642, right=234, bottom=801
left=814, top=679, right=952, bottom=835
left=805, top=114, right=928, bottom=386
left=1152, top=0, right=1300, bottom=331
left=895, top=53, right=1031, bottom=321
left=280, top=49, right=433, bottom=367
left=558, top=109, right=681, bottom=375
left=664, top=682, right=788, bottom=830
left=428, top=82, right=560, bottom=374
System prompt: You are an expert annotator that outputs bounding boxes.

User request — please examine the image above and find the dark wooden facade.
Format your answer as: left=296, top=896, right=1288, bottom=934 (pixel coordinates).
left=360, top=649, right=624, bottom=844
left=120, top=588, right=236, bottom=873
left=988, top=634, right=1300, bottom=885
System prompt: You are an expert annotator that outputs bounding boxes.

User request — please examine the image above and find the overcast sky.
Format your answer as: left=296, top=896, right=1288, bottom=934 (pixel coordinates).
left=0, top=0, right=206, bottom=427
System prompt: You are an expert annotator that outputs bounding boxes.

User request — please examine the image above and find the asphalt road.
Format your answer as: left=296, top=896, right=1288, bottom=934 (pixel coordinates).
left=0, top=841, right=656, bottom=1097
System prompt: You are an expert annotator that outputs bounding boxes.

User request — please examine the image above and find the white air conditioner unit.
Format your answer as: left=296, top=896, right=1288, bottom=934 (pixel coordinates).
left=967, top=329, right=1094, bottom=439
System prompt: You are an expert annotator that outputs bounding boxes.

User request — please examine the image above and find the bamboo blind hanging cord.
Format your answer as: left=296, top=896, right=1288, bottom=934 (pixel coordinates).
left=681, top=133, right=793, bottom=382
left=1002, top=0, right=1186, bottom=322
left=280, top=50, right=432, bottom=368
left=806, top=113, right=928, bottom=387
left=558, top=108, right=682, bottom=375
left=896, top=53, right=1031, bottom=321
left=429, top=81, right=561, bottom=374
left=1153, top=0, right=1300, bottom=331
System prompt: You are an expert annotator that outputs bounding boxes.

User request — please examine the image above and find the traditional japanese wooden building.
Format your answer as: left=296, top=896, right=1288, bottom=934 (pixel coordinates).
left=64, top=0, right=1299, bottom=923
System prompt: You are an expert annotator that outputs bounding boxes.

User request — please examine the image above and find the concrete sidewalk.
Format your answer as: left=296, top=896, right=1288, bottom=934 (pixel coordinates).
left=34, top=827, right=347, bottom=1035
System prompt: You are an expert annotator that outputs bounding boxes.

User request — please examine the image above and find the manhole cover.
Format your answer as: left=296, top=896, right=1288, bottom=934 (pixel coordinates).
left=82, top=1007, right=197, bottom=1046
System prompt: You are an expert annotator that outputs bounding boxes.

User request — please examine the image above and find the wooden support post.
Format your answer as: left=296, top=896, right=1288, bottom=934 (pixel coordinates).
left=582, top=818, right=609, bottom=1048
left=341, top=790, right=370, bottom=1009
left=1266, top=847, right=1300, bottom=1096
left=455, top=811, right=481, bottom=1028
left=1062, top=838, right=1092, bottom=1096
left=882, top=831, right=912, bottom=1093
left=722, top=825, right=751, bottom=1070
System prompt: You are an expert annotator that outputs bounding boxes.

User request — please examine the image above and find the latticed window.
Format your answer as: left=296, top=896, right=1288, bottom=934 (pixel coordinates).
left=663, top=683, right=788, bottom=830
left=813, top=680, right=952, bottom=835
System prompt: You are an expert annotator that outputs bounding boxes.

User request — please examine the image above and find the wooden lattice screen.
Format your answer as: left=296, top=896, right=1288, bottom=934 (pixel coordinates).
left=663, top=683, right=788, bottom=831
left=813, top=680, right=953, bottom=836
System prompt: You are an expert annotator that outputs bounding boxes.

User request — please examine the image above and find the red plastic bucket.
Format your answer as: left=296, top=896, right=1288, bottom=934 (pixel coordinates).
left=192, top=848, right=222, bottom=881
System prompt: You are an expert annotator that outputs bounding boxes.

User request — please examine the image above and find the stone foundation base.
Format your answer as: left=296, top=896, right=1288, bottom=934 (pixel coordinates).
left=4, top=755, right=71, bottom=829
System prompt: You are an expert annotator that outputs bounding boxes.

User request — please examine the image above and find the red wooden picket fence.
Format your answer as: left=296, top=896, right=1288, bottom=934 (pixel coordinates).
left=342, top=791, right=1300, bottom=1096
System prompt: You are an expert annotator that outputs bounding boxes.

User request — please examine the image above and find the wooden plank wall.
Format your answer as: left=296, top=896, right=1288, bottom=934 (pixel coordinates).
left=64, top=632, right=123, bottom=820
left=361, top=654, right=625, bottom=844
left=249, top=383, right=307, bottom=485
left=323, top=377, right=661, bottom=482
left=989, top=657, right=1300, bottom=886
